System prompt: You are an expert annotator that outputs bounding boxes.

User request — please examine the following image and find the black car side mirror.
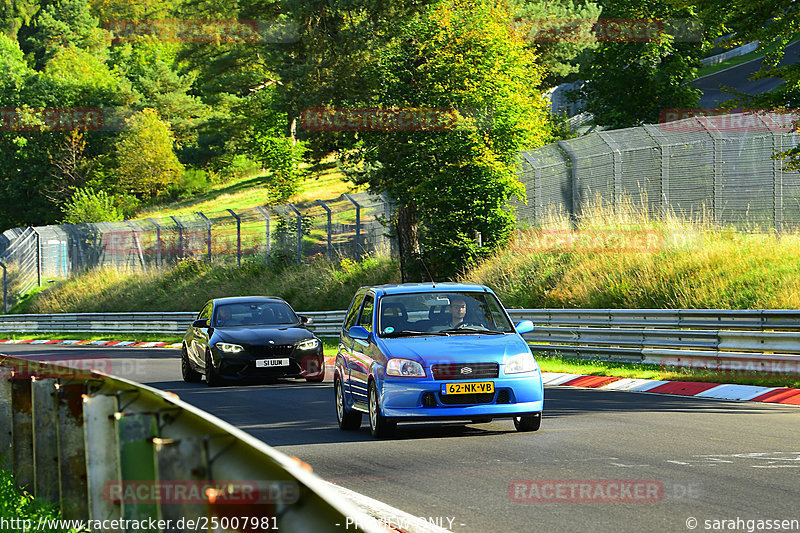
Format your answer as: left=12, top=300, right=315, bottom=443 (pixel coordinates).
left=299, top=315, right=312, bottom=325
left=193, top=318, right=209, bottom=328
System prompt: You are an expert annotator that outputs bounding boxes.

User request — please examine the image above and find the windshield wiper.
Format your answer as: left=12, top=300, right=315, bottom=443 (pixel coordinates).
left=381, top=330, right=449, bottom=338
left=438, top=327, right=506, bottom=335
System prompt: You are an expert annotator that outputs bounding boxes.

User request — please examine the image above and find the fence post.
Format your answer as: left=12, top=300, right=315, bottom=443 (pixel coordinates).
left=124, top=220, right=145, bottom=270
left=1, top=262, right=6, bottom=314
left=226, top=209, right=242, bottom=267
left=520, top=152, right=544, bottom=225
left=170, top=216, right=184, bottom=262
left=197, top=212, right=213, bottom=262
left=147, top=218, right=162, bottom=269
left=556, top=140, right=580, bottom=226
left=343, top=194, right=361, bottom=259
left=288, top=204, right=303, bottom=264
left=597, top=131, right=622, bottom=214
left=255, top=206, right=271, bottom=266
left=32, top=228, right=41, bottom=287
left=755, top=113, right=784, bottom=235
left=699, top=117, right=723, bottom=226
left=317, top=200, right=333, bottom=259
left=643, top=124, right=671, bottom=219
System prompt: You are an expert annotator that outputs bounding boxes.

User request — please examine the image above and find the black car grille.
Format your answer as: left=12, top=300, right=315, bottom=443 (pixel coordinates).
left=246, top=344, right=294, bottom=357
left=431, top=363, right=498, bottom=380
left=438, top=392, right=495, bottom=405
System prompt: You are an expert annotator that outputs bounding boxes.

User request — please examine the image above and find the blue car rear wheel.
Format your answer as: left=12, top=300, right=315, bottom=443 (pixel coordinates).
left=335, top=377, right=362, bottom=430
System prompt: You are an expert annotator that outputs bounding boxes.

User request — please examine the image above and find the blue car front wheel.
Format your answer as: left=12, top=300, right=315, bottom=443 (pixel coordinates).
left=368, top=381, right=396, bottom=438
left=513, top=412, right=542, bottom=432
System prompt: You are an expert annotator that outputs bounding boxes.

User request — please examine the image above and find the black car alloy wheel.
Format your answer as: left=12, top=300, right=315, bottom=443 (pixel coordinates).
left=181, top=345, right=202, bottom=383
left=205, top=349, right=222, bottom=387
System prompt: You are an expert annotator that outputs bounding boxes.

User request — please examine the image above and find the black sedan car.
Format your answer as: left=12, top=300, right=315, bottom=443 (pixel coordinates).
left=181, top=296, right=325, bottom=386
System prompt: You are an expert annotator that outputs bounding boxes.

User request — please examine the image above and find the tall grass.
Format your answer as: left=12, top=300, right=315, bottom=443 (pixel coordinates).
left=22, top=255, right=400, bottom=313
left=19, top=197, right=800, bottom=313
left=464, top=197, right=800, bottom=309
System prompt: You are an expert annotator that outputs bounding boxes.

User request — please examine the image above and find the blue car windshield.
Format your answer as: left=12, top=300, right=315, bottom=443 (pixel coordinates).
left=377, top=291, right=515, bottom=337
left=214, top=302, right=298, bottom=327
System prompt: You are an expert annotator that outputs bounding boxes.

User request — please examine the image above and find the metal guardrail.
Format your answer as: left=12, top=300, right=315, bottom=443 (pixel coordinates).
left=0, top=355, right=383, bottom=532
left=2, top=309, right=799, bottom=373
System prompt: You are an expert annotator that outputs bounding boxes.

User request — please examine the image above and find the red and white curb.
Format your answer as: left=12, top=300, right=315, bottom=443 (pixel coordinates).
left=543, top=372, right=800, bottom=406
left=0, top=338, right=183, bottom=349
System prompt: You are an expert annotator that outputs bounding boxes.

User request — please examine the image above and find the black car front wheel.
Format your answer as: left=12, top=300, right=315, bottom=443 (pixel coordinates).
left=181, top=345, right=202, bottom=383
left=335, top=377, right=362, bottom=430
left=368, top=381, right=395, bottom=438
left=513, top=412, right=542, bottom=432
left=205, top=350, right=222, bottom=387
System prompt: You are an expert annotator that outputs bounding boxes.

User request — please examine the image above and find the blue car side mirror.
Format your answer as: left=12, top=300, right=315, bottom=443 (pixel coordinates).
left=348, top=325, right=370, bottom=341
left=515, top=320, right=534, bottom=335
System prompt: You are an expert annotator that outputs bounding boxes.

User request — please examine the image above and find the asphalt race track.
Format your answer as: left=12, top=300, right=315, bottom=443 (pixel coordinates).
left=4, top=345, right=799, bottom=533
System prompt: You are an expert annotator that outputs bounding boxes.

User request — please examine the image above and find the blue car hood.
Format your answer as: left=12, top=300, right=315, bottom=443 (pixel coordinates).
left=377, top=334, right=531, bottom=366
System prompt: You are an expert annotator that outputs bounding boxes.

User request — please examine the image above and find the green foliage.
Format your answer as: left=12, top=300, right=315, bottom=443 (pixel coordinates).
left=350, top=0, right=551, bottom=279
left=578, top=0, right=706, bottom=128
left=21, top=0, right=110, bottom=67
left=0, top=466, right=78, bottom=533
left=511, top=0, right=602, bottom=87
left=61, top=186, right=123, bottom=223
left=159, top=167, right=211, bottom=200
left=114, top=108, right=184, bottom=201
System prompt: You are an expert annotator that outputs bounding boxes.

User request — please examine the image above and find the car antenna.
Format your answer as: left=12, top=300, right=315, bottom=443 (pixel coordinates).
left=416, top=253, right=436, bottom=288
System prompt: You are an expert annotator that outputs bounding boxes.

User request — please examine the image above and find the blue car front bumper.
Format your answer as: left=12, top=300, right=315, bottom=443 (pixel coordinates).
left=377, top=373, right=544, bottom=419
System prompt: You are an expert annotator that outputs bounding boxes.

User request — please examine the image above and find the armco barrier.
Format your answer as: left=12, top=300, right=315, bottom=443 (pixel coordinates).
left=1, top=309, right=800, bottom=373
left=0, top=355, right=383, bottom=532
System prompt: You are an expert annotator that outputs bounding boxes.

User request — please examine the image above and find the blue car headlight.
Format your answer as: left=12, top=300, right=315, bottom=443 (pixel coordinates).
left=386, top=358, right=426, bottom=377
left=296, top=338, right=320, bottom=350
left=505, top=353, right=538, bottom=374
left=217, top=342, right=244, bottom=354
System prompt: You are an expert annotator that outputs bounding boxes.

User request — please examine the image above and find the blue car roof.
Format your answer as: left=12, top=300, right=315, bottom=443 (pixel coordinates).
left=366, top=282, right=494, bottom=297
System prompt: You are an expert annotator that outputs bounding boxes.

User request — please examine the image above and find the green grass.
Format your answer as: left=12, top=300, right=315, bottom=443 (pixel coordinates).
left=697, top=35, right=800, bottom=78
left=535, top=354, right=800, bottom=389
left=0, top=466, right=78, bottom=532
left=0, top=332, right=183, bottom=343
left=138, top=155, right=363, bottom=219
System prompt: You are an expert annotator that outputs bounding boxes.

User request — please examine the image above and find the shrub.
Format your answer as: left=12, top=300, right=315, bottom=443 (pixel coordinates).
left=61, top=187, right=123, bottom=224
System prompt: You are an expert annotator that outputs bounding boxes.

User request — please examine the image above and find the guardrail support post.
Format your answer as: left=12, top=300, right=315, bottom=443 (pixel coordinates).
left=84, top=394, right=122, bottom=523
left=0, top=367, right=12, bottom=463
left=11, top=376, right=34, bottom=491
left=57, top=382, right=89, bottom=520
left=117, top=413, right=159, bottom=522
left=32, top=377, right=59, bottom=501
left=154, top=437, right=207, bottom=524
left=1, top=261, right=7, bottom=314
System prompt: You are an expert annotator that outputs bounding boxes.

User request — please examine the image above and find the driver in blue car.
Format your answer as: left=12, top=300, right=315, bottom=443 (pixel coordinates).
left=430, top=295, right=469, bottom=332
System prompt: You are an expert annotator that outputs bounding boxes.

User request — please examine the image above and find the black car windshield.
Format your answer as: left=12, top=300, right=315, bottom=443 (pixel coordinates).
left=214, top=301, right=298, bottom=327
left=377, top=291, right=515, bottom=337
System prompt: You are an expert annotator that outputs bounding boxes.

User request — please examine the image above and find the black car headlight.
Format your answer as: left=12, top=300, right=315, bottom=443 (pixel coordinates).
left=296, top=338, right=320, bottom=350
left=216, top=342, right=244, bottom=354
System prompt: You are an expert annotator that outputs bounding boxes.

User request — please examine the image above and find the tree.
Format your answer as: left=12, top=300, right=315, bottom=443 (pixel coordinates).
left=114, top=108, right=184, bottom=201
left=578, top=0, right=705, bottom=128
left=348, top=0, right=551, bottom=280
left=61, top=186, right=122, bottom=223
left=511, top=0, right=602, bottom=87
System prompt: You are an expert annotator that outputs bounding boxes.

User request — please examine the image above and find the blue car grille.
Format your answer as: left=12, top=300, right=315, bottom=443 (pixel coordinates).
left=431, top=363, right=498, bottom=380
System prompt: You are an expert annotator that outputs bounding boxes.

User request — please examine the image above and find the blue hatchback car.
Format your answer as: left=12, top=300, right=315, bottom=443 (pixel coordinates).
left=334, top=283, right=544, bottom=437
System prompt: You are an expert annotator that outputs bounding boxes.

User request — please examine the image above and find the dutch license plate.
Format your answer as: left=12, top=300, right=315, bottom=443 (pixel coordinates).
left=441, top=382, right=495, bottom=395
left=256, top=358, right=290, bottom=368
